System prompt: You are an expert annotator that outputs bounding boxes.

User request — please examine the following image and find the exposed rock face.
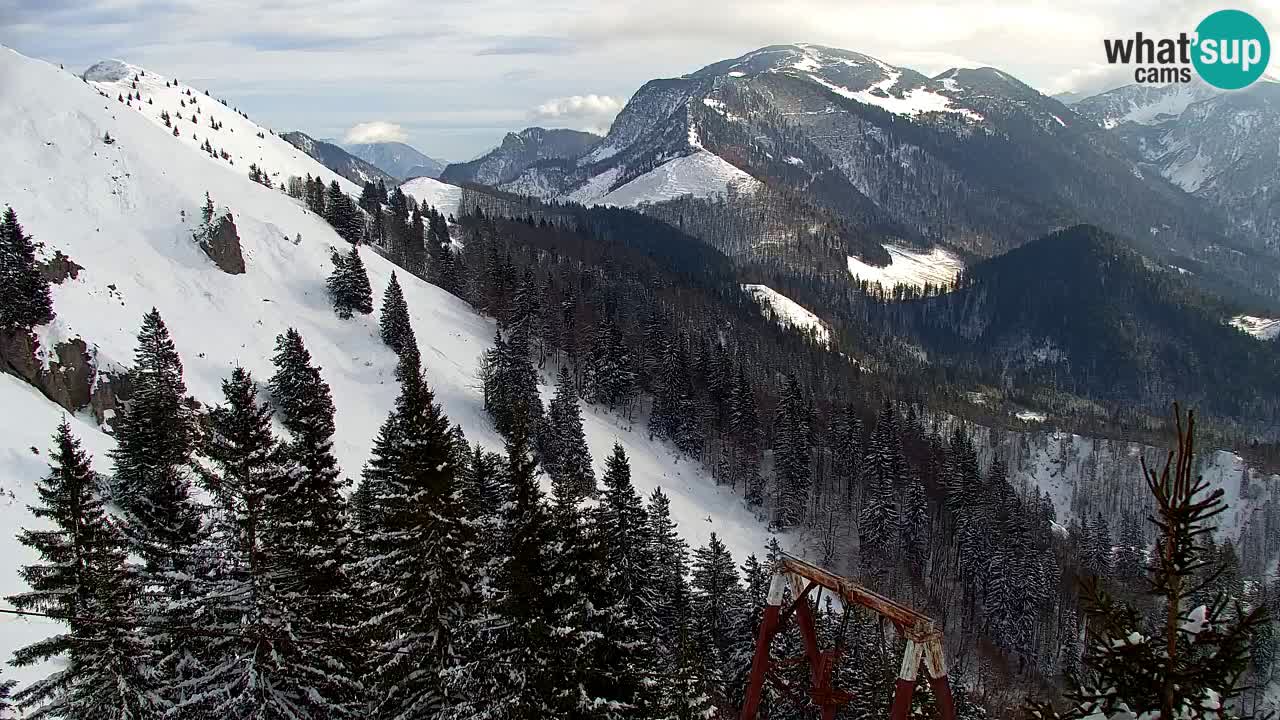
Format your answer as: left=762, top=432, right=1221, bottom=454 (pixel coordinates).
left=89, top=370, right=133, bottom=430
left=199, top=212, right=245, bottom=274
left=1, top=331, right=93, bottom=412
left=39, top=250, right=83, bottom=284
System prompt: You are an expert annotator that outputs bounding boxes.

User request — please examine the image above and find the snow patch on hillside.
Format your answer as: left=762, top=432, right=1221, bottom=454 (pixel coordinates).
left=400, top=176, right=464, bottom=216
left=1167, top=148, right=1214, bottom=192
left=0, top=46, right=778, bottom=690
left=847, top=245, right=964, bottom=289
left=1230, top=314, right=1280, bottom=341
left=586, top=151, right=760, bottom=207
left=1102, top=84, right=1210, bottom=128
left=563, top=166, right=622, bottom=205
left=808, top=72, right=983, bottom=122
left=742, top=285, right=830, bottom=345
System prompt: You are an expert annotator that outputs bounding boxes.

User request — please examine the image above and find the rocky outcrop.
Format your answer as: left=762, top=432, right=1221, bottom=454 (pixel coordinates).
left=88, top=369, right=133, bottom=430
left=39, top=250, right=83, bottom=284
left=198, top=212, right=245, bottom=274
left=1, top=330, right=94, bottom=413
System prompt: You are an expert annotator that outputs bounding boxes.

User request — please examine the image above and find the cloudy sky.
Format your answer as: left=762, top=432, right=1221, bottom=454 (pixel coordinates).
left=3, top=0, right=1277, bottom=161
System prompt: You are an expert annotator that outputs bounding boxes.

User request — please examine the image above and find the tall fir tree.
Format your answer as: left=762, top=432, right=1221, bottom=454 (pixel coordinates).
left=327, top=244, right=374, bottom=319
left=585, top=444, right=659, bottom=716
left=545, top=365, right=595, bottom=501
left=109, top=309, right=204, bottom=707
left=357, top=346, right=482, bottom=719
left=647, top=487, right=692, bottom=637
left=690, top=532, right=745, bottom=666
left=267, top=329, right=363, bottom=714
left=0, top=206, right=54, bottom=333
left=379, top=272, right=416, bottom=356
left=9, top=420, right=163, bottom=719
left=183, top=367, right=319, bottom=719
left=771, top=374, right=812, bottom=528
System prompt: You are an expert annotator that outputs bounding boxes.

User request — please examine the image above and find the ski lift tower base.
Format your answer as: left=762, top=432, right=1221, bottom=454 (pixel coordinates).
left=737, top=554, right=954, bottom=720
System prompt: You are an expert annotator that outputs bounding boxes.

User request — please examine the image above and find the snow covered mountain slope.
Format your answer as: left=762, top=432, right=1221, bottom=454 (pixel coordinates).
left=742, top=285, right=829, bottom=345
left=1073, top=80, right=1280, bottom=255
left=1071, top=82, right=1219, bottom=129
left=400, top=175, right=465, bottom=216
left=81, top=58, right=361, bottom=197
left=846, top=245, right=963, bottom=290
left=570, top=150, right=760, bottom=208
left=1231, top=314, right=1280, bottom=341
left=0, top=46, right=773, bottom=686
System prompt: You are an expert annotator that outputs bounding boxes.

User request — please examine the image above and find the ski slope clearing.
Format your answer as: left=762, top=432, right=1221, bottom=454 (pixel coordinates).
left=563, top=151, right=759, bottom=208
left=0, top=46, right=775, bottom=688
left=1230, top=314, right=1280, bottom=341
left=400, top=175, right=464, bottom=217
left=847, top=245, right=963, bottom=290
left=742, top=284, right=829, bottom=345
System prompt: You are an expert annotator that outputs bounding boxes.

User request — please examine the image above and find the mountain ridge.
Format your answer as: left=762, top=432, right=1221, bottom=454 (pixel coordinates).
left=443, top=43, right=1280, bottom=306
left=344, top=140, right=446, bottom=179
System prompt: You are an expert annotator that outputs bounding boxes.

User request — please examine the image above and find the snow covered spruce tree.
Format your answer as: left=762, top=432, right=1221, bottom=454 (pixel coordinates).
left=0, top=206, right=54, bottom=331
left=0, top=675, right=13, bottom=719
left=324, top=180, right=364, bottom=244
left=183, top=367, right=336, bottom=718
left=584, top=444, right=660, bottom=716
left=327, top=244, right=373, bottom=319
left=771, top=374, right=812, bottom=529
left=267, top=328, right=364, bottom=713
left=690, top=532, right=747, bottom=692
left=456, top=441, right=507, bottom=569
left=480, top=287, right=543, bottom=441
left=109, top=309, right=205, bottom=706
left=472, top=421, right=566, bottom=718
left=860, top=401, right=904, bottom=585
left=9, top=420, right=163, bottom=719
left=354, top=342, right=483, bottom=719
left=1029, top=407, right=1268, bottom=719
left=379, top=271, right=416, bottom=356
left=544, top=365, right=595, bottom=502
left=0, top=205, right=54, bottom=334
left=647, top=487, right=693, bottom=637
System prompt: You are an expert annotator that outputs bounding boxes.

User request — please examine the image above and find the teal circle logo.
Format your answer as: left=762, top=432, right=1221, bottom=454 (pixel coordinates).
left=1192, top=10, right=1270, bottom=90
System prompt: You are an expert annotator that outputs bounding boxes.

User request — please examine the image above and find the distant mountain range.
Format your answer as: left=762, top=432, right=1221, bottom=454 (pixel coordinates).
left=1067, top=80, right=1280, bottom=257
left=444, top=43, right=1280, bottom=306
left=281, top=131, right=395, bottom=186
left=344, top=141, right=446, bottom=180
left=440, top=127, right=601, bottom=188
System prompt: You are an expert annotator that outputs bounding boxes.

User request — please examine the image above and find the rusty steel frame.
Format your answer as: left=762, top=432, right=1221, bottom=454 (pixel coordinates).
left=738, top=554, right=954, bottom=720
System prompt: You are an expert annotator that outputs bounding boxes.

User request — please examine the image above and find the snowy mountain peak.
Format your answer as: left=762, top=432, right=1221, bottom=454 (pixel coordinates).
left=80, top=53, right=360, bottom=197
left=82, top=58, right=142, bottom=83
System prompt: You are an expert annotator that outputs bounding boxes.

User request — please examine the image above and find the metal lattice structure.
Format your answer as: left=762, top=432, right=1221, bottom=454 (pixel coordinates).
left=739, top=554, right=954, bottom=720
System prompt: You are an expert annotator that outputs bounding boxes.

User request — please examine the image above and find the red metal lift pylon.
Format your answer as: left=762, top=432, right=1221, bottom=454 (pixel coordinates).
left=738, top=554, right=954, bottom=720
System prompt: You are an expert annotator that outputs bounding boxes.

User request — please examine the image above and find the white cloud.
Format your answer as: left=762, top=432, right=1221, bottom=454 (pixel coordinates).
left=529, top=94, right=622, bottom=134
left=342, top=121, right=409, bottom=144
